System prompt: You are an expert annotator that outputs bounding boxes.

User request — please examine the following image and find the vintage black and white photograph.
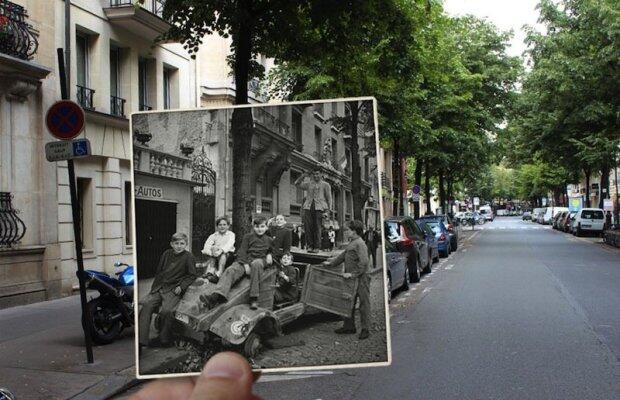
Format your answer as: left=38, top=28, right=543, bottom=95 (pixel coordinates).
left=131, top=98, right=389, bottom=377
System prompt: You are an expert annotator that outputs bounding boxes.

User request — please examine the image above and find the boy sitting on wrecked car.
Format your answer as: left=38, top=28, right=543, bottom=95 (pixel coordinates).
left=274, top=252, right=298, bottom=304
left=139, top=232, right=197, bottom=347
left=201, top=216, right=235, bottom=283
left=200, top=216, right=273, bottom=310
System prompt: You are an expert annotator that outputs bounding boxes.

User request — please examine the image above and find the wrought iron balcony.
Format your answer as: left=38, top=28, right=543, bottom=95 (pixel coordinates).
left=105, top=0, right=172, bottom=41
left=0, top=192, right=26, bottom=248
left=76, top=85, right=95, bottom=110
left=0, top=0, right=39, bottom=60
left=252, top=107, right=290, bottom=138
left=110, top=95, right=126, bottom=117
left=110, top=0, right=165, bottom=17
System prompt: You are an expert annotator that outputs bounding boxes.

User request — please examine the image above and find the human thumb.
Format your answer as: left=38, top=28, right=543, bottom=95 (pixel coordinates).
left=190, top=352, right=255, bottom=400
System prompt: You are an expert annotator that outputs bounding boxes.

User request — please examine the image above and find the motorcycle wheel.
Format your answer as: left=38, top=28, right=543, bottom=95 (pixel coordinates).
left=87, top=297, right=124, bottom=345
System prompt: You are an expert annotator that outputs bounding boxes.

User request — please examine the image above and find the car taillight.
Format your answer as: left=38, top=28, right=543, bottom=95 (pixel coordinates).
left=439, top=233, right=446, bottom=241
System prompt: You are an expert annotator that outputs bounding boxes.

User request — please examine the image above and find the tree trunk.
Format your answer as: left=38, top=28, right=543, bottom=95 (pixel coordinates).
left=413, top=159, right=422, bottom=218
left=392, top=141, right=401, bottom=216
left=563, top=181, right=569, bottom=206
left=424, top=160, right=431, bottom=214
left=349, top=101, right=364, bottom=221
left=584, top=167, right=591, bottom=208
left=399, top=156, right=406, bottom=216
left=438, top=171, right=446, bottom=215
left=599, top=165, right=610, bottom=209
left=447, top=177, right=453, bottom=215
left=231, top=3, right=253, bottom=238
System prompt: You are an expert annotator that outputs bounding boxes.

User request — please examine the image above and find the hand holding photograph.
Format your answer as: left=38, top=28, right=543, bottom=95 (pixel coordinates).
left=131, top=98, right=390, bottom=378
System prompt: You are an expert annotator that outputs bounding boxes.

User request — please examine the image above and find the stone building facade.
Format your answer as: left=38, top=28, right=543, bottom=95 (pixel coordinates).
left=0, top=0, right=197, bottom=307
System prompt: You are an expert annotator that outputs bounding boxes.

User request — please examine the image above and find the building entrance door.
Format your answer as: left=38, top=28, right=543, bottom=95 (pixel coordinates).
left=135, top=199, right=177, bottom=279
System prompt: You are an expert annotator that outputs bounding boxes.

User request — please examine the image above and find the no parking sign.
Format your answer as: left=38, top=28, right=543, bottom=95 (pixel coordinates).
left=45, top=100, right=85, bottom=140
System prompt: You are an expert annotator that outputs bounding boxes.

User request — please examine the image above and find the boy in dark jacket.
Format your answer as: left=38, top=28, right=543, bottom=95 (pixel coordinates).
left=139, top=233, right=197, bottom=347
left=322, top=220, right=371, bottom=340
left=200, top=216, right=273, bottom=310
left=274, top=253, right=298, bottom=304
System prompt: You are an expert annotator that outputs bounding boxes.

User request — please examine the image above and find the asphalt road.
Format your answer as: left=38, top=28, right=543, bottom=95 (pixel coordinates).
left=255, top=217, right=620, bottom=400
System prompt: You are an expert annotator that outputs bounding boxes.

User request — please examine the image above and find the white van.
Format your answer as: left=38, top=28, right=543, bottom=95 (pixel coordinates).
left=479, top=205, right=494, bottom=221
left=543, top=207, right=568, bottom=225
left=571, top=208, right=605, bottom=236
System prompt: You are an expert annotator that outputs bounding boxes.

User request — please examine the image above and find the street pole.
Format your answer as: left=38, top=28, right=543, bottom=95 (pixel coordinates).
left=57, top=48, right=94, bottom=364
left=615, top=153, right=619, bottom=227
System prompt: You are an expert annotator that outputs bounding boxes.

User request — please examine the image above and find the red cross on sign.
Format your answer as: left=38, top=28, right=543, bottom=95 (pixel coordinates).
left=46, top=100, right=85, bottom=140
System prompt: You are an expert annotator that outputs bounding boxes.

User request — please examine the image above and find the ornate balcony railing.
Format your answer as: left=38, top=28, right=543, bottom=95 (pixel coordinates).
left=110, top=95, right=126, bottom=117
left=0, top=0, right=39, bottom=60
left=0, top=192, right=26, bottom=248
left=76, top=85, right=95, bottom=110
left=252, top=107, right=290, bottom=138
left=110, top=0, right=165, bottom=18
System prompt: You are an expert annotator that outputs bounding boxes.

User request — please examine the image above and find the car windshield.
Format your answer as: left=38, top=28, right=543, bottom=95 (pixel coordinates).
left=426, top=222, right=441, bottom=233
left=385, top=221, right=401, bottom=242
left=582, top=210, right=604, bottom=219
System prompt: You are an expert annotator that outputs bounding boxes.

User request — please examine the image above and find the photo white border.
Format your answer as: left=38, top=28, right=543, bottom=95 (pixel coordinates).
left=129, top=96, right=392, bottom=379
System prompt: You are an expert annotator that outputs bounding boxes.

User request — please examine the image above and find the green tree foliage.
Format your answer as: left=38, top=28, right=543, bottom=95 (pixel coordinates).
left=156, top=0, right=398, bottom=235
left=508, top=0, right=620, bottom=207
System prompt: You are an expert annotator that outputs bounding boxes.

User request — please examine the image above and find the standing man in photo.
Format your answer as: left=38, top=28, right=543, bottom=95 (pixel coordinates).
left=294, top=167, right=332, bottom=253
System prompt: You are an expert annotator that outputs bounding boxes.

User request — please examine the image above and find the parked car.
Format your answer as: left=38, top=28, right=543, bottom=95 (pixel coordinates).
left=479, top=205, right=494, bottom=221
left=522, top=211, right=532, bottom=221
left=385, top=216, right=431, bottom=283
left=562, top=211, right=577, bottom=232
left=417, top=217, right=452, bottom=257
left=416, top=220, right=440, bottom=263
left=543, top=207, right=568, bottom=225
left=535, top=208, right=546, bottom=223
left=571, top=208, right=606, bottom=236
left=553, top=211, right=568, bottom=229
left=383, top=233, right=409, bottom=302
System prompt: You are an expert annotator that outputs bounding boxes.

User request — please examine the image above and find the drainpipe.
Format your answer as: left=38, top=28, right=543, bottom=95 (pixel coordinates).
left=65, top=0, right=71, bottom=97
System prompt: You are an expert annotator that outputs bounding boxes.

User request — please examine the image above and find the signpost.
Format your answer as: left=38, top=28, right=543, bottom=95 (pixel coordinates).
left=45, top=48, right=94, bottom=364
left=45, top=138, right=91, bottom=162
left=411, top=184, right=421, bottom=202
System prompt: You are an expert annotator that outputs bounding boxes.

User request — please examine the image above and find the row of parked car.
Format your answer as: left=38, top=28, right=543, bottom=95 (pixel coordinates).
left=523, top=206, right=607, bottom=236
left=384, top=214, right=460, bottom=301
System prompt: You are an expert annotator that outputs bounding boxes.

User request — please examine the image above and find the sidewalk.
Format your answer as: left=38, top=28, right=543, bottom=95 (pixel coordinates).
left=0, top=295, right=138, bottom=400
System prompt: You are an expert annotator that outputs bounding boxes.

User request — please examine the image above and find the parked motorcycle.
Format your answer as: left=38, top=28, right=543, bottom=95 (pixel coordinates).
left=77, top=262, right=134, bottom=345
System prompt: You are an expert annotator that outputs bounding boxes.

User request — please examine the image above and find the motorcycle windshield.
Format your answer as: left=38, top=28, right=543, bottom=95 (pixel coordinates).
left=120, top=267, right=134, bottom=286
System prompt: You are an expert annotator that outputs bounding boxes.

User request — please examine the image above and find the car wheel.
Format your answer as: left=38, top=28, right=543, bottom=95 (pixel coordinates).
left=243, top=332, right=262, bottom=358
left=451, top=239, right=458, bottom=252
left=423, top=252, right=432, bottom=274
left=402, top=267, right=409, bottom=290
left=576, top=226, right=582, bottom=237
left=409, top=257, right=421, bottom=283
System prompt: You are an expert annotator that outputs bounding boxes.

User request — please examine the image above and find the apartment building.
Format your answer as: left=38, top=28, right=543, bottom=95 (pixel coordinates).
left=0, top=0, right=197, bottom=307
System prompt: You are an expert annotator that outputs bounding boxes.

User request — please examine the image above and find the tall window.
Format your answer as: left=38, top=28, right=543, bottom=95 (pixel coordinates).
left=138, top=58, right=148, bottom=110
left=110, top=46, right=120, bottom=97
left=331, top=138, right=338, bottom=168
left=292, top=110, right=302, bottom=148
left=364, top=157, right=369, bottom=180
left=314, top=127, right=322, bottom=159
left=124, top=181, right=133, bottom=246
left=76, top=34, right=88, bottom=87
left=345, top=148, right=352, bottom=174
left=163, top=68, right=171, bottom=109
left=76, top=178, right=93, bottom=250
